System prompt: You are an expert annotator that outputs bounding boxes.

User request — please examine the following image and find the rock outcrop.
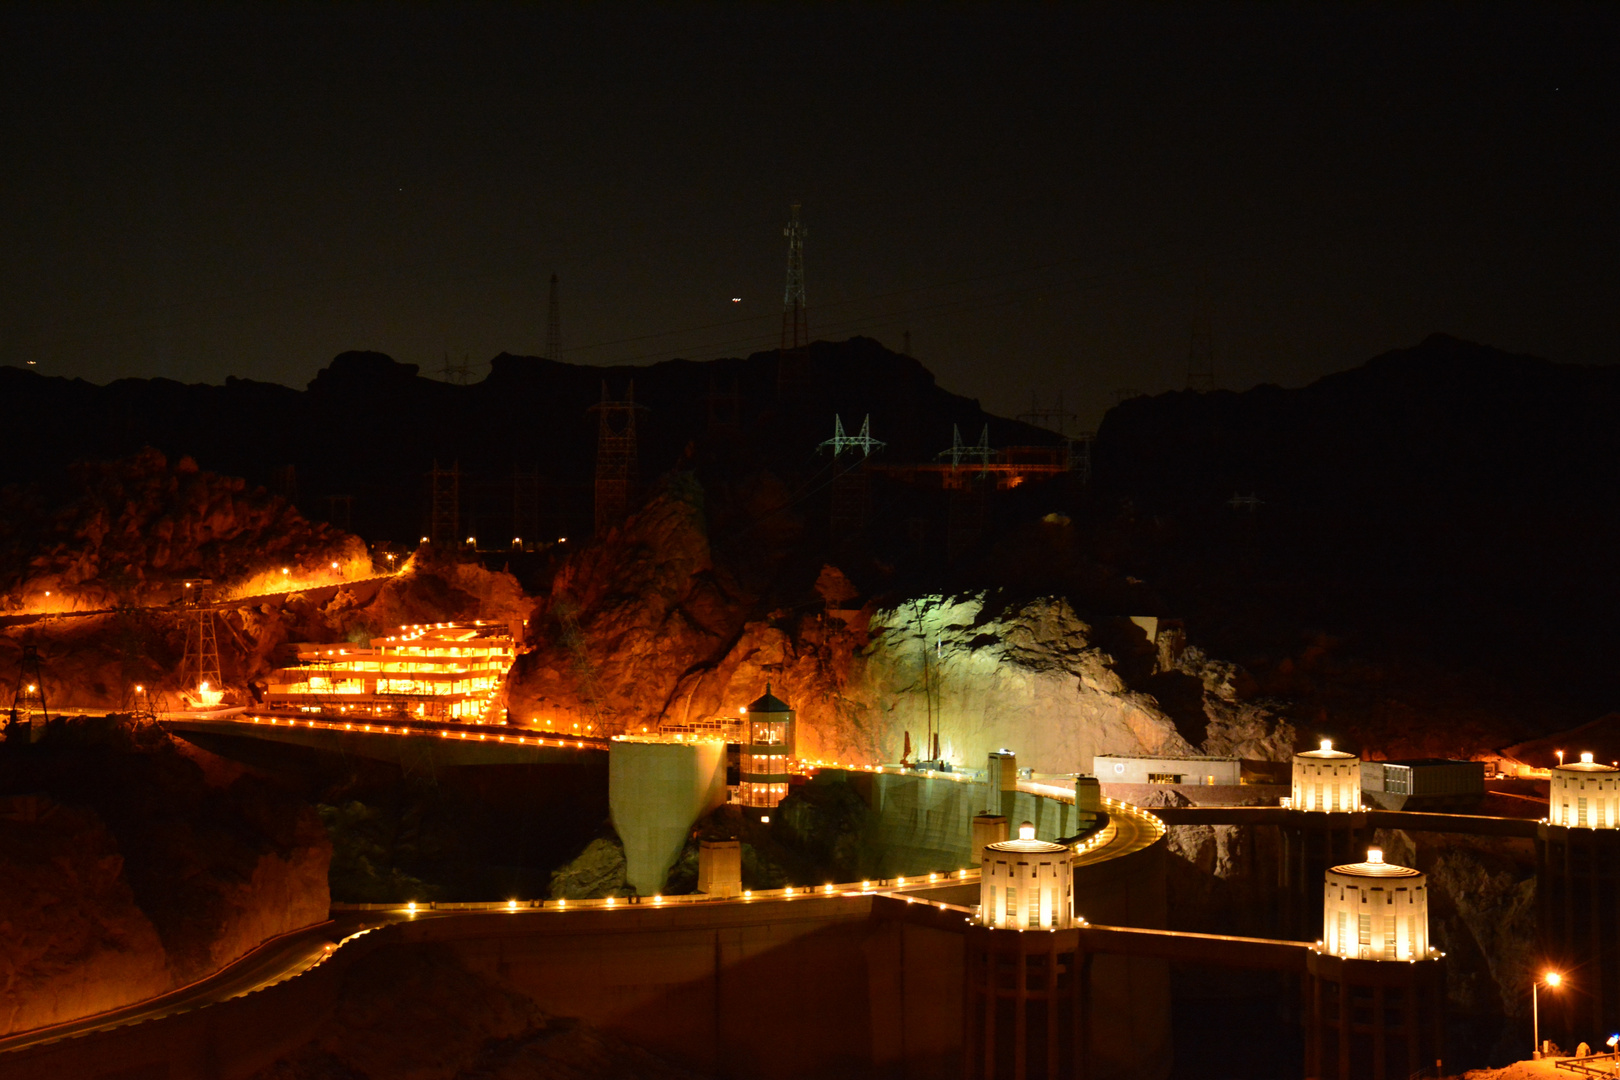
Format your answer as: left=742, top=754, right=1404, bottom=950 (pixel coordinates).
left=547, top=836, right=631, bottom=900
left=0, top=718, right=332, bottom=1035
left=0, top=448, right=364, bottom=612
left=0, top=799, right=171, bottom=1035
left=509, top=474, right=1293, bottom=774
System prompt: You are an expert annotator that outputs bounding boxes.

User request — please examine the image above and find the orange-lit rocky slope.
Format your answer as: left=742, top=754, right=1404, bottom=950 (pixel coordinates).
left=0, top=719, right=331, bottom=1037
left=509, top=473, right=1294, bottom=772
left=0, top=448, right=365, bottom=613
left=0, top=448, right=529, bottom=713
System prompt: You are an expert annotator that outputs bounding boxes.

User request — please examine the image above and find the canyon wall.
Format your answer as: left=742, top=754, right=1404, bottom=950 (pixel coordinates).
left=0, top=719, right=332, bottom=1036
left=510, top=476, right=1295, bottom=775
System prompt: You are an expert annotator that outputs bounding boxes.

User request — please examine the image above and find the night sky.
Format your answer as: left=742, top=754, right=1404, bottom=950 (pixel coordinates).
left=2, top=3, right=1616, bottom=427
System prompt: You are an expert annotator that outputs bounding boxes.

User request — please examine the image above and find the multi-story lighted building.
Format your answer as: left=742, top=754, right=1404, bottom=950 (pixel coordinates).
left=738, top=686, right=794, bottom=808
left=979, top=821, right=1075, bottom=930
left=1293, top=739, right=1362, bottom=812
left=1321, top=847, right=1428, bottom=961
left=1549, top=751, right=1620, bottom=828
left=264, top=621, right=516, bottom=722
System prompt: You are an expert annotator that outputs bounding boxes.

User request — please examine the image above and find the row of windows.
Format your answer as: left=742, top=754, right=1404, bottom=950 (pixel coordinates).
left=1559, top=798, right=1615, bottom=828
left=1332, top=910, right=1422, bottom=960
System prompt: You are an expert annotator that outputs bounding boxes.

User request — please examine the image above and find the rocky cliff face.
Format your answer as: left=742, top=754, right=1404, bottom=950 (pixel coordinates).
left=0, top=719, right=332, bottom=1035
left=509, top=474, right=1293, bottom=774
left=0, top=799, right=171, bottom=1035
left=0, top=448, right=364, bottom=612
left=0, top=541, right=527, bottom=714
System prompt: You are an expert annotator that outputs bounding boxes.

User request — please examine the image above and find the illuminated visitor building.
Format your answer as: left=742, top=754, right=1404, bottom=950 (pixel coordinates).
left=1306, top=847, right=1444, bottom=1080
left=738, top=685, right=794, bottom=808
left=980, top=821, right=1075, bottom=930
left=265, top=621, right=516, bottom=722
left=1293, top=738, right=1362, bottom=812
left=1549, top=751, right=1620, bottom=828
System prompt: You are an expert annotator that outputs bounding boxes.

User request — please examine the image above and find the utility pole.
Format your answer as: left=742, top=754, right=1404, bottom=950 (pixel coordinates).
left=546, top=273, right=561, bottom=360
left=589, top=381, right=648, bottom=535
left=777, top=202, right=811, bottom=399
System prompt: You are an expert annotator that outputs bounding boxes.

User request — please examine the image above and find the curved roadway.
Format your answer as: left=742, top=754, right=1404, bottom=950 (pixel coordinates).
left=0, top=780, right=1166, bottom=1057
left=0, top=916, right=379, bottom=1054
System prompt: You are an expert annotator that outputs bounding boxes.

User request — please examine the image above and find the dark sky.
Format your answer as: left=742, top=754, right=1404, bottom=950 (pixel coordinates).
left=2, top=3, right=1616, bottom=427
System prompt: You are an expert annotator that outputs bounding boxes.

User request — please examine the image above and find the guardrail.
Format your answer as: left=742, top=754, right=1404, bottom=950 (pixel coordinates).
left=331, top=868, right=984, bottom=913
left=1555, top=1051, right=1620, bottom=1076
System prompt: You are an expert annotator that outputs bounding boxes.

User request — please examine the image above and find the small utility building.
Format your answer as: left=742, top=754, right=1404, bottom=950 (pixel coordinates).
left=1093, top=754, right=1241, bottom=786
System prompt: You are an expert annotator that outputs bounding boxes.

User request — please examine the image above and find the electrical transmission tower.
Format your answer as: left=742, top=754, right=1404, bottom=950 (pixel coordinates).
left=819, top=414, right=884, bottom=458
left=940, top=425, right=995, bottom=563
left=180, top=581, right=224, bottom=708
left=1186, top=314, right=1215, bottom=392
left=1018, top=391, right=1078, bottom=438
left=777, top=202, right=812, bottom=400
left=821, top=414, right=884, bottom=542
left=546, top=273, right=561, bottom=360
left=941, top=424, right=995, bottom=470
left=428, top=461, right=461, bottom=545
left=440, top=353, right=472, bottom=385
left=8, top=643, right=50, bottom=733
left=589, top=381, right=648, bottom=536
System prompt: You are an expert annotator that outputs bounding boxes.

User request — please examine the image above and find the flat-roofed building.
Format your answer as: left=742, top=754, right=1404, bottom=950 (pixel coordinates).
left=1093, top=753, right=1240, bottom=786
left=1360, top=758, right=1485, bottom=810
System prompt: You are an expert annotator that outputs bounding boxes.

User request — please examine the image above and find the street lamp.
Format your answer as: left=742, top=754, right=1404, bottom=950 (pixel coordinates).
left=1534, top=970, right=1562, bottom=1059
left=1557, top=750, right=1565, bottom=767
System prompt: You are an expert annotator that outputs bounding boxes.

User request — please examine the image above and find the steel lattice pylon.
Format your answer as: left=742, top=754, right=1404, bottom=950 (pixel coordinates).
left=589, top=381, right=648, bottom=535
left=180, top=581, right=223, bottom=705
left=820, top=413, right=884, bottom=543
left=777, top=202, right=812, bottom=399
left=9, top=643, right=49, bottom=725
left=428, top=461, right=461, bottom=546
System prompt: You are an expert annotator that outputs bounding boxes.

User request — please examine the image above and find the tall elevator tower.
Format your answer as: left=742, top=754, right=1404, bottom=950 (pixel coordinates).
left=590, top=382, right=647, bottom=535
left=777, top=203, right=811, bottom=399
